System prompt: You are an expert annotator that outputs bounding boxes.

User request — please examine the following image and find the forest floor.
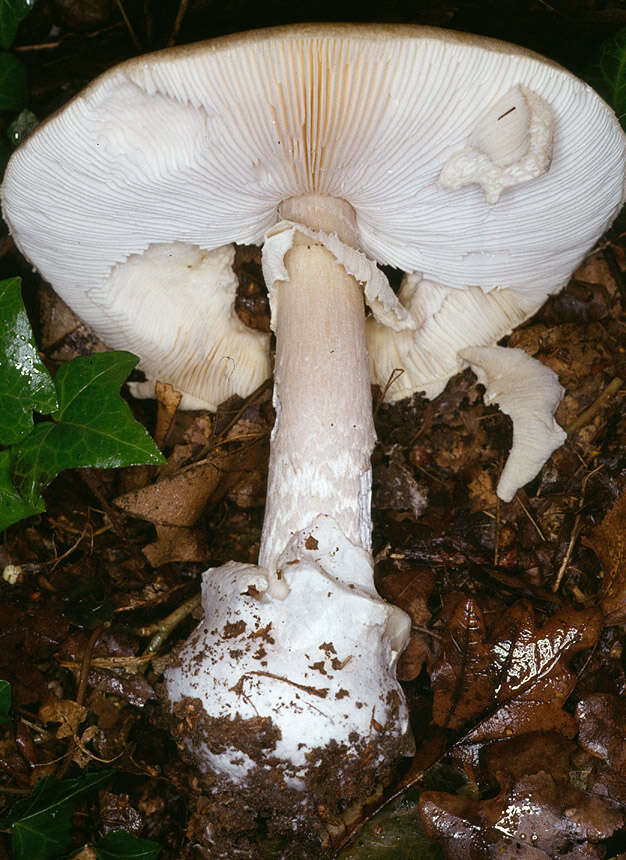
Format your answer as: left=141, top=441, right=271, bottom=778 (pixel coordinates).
left=0, top=1, right=624, bottom=858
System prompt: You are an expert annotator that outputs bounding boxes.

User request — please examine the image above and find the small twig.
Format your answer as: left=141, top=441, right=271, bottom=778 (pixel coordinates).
left=412, top=624, right=442, bottom=640
left=374, top=368, right=404, bottom=416
left=407, top=402, right=433, bottom=447
left=231, top=670, right=329, bottom=699
left=553, top=464, right=604, bottom=592
left=142, top=594, right=201, bottom=655
left=144, top=0, right=153, bottom=44
left=553, top=516, right=584, bottom=593
left=79, top=469, right=128, bottom=538
left=14, top=24, right=122, bottom=52
left=115, top=0, right=142, bottom=51
left=0, top=785, right=30, bottom=795
left=168, top=0, right=190, bottom=46
left=76, top=625, right=104, bottom=708
left=49, top=517, right=93, bottom=571
left=493, top=488, right=502, bottom=567
left=59, top=654, right=151, bottom=670
left=56, top=624, right=103, bottom=779
left=565, top=377, right=623, bottom=437
left=516, top=495, right=546, bottom=542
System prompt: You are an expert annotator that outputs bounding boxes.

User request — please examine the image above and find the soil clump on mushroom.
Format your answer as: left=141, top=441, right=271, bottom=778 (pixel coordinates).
left=0, top=3, right=625, bottom=860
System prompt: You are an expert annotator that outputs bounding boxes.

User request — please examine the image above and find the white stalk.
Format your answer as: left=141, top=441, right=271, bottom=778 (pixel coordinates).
left=163, top=195, right=412, bottom=802
left=259, top=195, right=376, bottom=574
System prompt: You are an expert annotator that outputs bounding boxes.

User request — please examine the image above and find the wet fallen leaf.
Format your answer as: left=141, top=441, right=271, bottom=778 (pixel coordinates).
left=99, top=791, right=143, bottom=836
left=576, top=694, right=626, bottom=775
left=378, top=567, right=434, bottom=680
left=584, top=488, right=626, bottom=625
left=431, top=595, right=602, bottom=743
left=420, top=769, right=623, bottom=859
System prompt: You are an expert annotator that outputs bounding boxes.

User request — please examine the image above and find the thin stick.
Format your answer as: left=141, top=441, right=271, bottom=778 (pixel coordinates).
left=516, top=495, right=546, bottom=542
left=374, top=368, right=404, bottom=416
left=493, top=481, right=502, bottom=567
left=553, top=464, right=603, bottom=592
left=115, top=0, right=142, bottom=51
left=56, top=624, right=103, bottom=779
left=144, top=0, right=153, bottom=44
left=143, top=594, right=201, bottom=654
left=566, top=377, right=623, bottom=436
left=168, top=0, right=190, bottom=47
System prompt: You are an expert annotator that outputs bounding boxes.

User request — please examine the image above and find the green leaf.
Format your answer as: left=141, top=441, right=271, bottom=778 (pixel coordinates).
left=1, top=771, right=112, bottom=860
left=338, top=789, right=444, bottom=860
left=0, top=51, right=27, bottom=111
left=0, top=679, right=11, bottom=722
left=11, top=352, right=165, bottom=504
left=585, top=27, right=626, bottom=129
left=0, top=278, right=57, bottom=446
left=96, top=830, right=162, bottom=860
left=0, top=448, right=43, bottom=530
left=0, top=0, right=35, bottom=50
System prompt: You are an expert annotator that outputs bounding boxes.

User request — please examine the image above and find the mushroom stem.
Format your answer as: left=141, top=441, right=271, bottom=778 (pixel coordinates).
left=259, top=196, right=376, bottom=573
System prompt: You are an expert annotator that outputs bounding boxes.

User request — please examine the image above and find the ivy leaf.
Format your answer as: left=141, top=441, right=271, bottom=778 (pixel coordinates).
left=0, top=449, right=43, bottom=531
left=339, top=788, right=445, bottom=859
left=0, top=278, right=57, bottom=446
left=0, top=0, right=35, bottom=50
left=0, top=52, right=27, bottom=111
left=11, top=352, right=165, bottom=505
left=1, top=771, right=112, bottom=860
left=96, top=830, right=162, bottom=860
left=585, top=27, right=626, bottom=129
left=0, top=679, right=10, bottom=722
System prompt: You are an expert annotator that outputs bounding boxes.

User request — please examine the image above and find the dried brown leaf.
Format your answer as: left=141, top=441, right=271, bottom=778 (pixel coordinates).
left=114, top=455, right=227, bottom=526
left=397, top=635, right=431, bottom=682
left=379, top=567, right=434, bottom=681
left=431, top=595, right=602, bottom=743
left=39, top=697, right=87, bottom=739
left=154, top=380, right=182, bottom=449
left=374, top=449, right=428, bottom=518
left=142, top=524, right=209, bottom=567
left=378, top=567, right=434, bottom=627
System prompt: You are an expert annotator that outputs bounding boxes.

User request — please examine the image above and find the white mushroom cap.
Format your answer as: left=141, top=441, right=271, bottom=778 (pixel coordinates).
left=2, top=24, right=624, bottom=406
left=367, top=273, right=552, bottom=402
left=89, top=243, right=270, bottom=411
left=459, top=345, right=567, bottom=501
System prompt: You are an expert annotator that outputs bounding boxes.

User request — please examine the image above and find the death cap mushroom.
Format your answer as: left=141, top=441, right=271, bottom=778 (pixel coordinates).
left=2, top=23, right=624, bottom=492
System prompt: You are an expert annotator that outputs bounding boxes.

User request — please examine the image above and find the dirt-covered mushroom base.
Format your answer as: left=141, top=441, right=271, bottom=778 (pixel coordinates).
left=166, top=694, right=408, bottom=857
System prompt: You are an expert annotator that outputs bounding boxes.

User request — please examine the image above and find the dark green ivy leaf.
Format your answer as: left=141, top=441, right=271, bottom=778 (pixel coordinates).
left=1, top=771, right=113, bottom=860
left=0, top=278, right=57, bottom=446
left=0, top=52, right=27, bottom=111
left=0, top=0, right=36, bottom=50
left=11, top=352, right=165, bottom=506
left=0, top=679, right=10, bottom=722
left=0, top=448, right=44, bottom=531
left=96, top=830, right=162, bottom=860
left=585, top=27, right=626, bottom=130
left=339, top=788, right=445, bottom=859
